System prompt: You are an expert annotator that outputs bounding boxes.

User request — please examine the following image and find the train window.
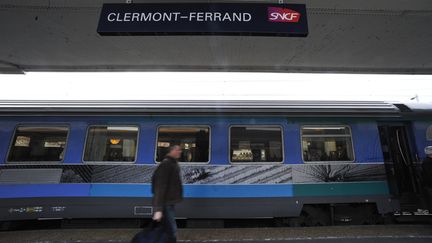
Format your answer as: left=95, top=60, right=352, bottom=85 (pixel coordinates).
left=7, top=126, right=69, bottom=162
left=230, top=126, right=283, bottom=163
left=156, top=126, right=210, bottom=163
left=301, top=126, right=354, bottom=162
left=83, top=126, right=138, bottom=162
left=427, top=125, right=432, bottom=141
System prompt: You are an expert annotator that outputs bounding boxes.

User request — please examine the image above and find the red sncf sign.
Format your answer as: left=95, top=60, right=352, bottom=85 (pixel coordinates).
left=267, top=7, right=301, bottom=23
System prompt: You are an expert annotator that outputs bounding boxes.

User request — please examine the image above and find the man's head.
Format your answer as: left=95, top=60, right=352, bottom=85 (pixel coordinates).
left=425, top=146, right=432, bottom=158
left=167, top=145, right=182, bottom=159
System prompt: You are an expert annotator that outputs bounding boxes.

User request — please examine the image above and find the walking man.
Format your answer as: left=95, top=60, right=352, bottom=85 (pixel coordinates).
left=152, top=145, right=183, bottom=243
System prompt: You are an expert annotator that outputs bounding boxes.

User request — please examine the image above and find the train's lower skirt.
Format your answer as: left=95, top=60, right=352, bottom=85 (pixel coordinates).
left=0, top=182, right=397, bottom=220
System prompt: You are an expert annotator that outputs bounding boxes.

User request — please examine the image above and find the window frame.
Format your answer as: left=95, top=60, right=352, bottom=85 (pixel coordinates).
left=300, top=125, right=355, bottom=163
left=6, top=124, right=71, bottom=164
left=228, top=124, right=285, bottom=164
left=427, top=125, right=432, bottom=141
left=154, top=124, right=212, bottom=164
left=82, top=124, right=140, bottom=164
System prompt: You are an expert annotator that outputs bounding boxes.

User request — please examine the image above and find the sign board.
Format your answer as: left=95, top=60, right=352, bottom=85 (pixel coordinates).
left=97, top=3, right=308, bottom=37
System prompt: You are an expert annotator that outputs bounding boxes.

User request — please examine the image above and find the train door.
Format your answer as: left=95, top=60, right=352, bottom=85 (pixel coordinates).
left=378, top=123, right=423, bottom=211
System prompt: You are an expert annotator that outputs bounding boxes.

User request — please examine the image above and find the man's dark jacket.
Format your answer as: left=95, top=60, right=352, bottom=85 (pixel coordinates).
left=151, top=156, right=183, bottom=211
left=422, top=157, right=432, bottom=188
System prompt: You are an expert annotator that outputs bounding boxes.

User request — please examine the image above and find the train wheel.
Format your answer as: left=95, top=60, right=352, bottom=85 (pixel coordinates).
left=288, top=205, right=331, bottom=227
left=333, top=203, right=380, bottom=225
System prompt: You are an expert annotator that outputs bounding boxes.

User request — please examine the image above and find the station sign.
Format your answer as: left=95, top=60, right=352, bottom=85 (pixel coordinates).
left=97, top=3, right=308, bottom=37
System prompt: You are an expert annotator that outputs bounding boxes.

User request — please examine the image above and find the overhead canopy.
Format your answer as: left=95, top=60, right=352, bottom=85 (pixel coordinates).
left=0, top=0, right=432, bottom=74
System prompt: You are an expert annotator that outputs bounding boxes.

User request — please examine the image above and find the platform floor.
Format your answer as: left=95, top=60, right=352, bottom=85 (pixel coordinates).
left=0, top=225, right=431, bottom=243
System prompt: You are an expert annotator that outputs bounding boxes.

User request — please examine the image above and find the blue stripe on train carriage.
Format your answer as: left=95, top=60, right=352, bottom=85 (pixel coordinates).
left=90, top=184, right=294, bottom=198
left=0, top=184, right=91, bottom=198
left=0, top=184, right=294, bottom=198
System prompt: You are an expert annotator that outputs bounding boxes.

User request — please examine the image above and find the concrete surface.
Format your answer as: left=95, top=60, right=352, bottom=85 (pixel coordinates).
left=0, top=225, right=431, bottom=243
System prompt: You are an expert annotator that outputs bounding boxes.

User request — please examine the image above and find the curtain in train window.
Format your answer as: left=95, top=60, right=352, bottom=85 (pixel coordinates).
left=83, top=126, right=138, bottom=162
left=230, top=126, right=283, bottom=163
left=427, top=125, right=432, bottom=141
left=301, top=126, right=354, bottom=162
left=156, top=126, right=210, bottom=162
left=8, top=126, right=69, bottom=162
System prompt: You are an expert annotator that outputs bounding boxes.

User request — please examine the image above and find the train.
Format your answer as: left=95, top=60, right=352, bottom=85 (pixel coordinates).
left=0, top=100, right=431, bottom=226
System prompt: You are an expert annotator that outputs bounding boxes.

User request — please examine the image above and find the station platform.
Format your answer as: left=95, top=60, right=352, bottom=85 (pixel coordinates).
left=0, top=225, right=431, bottom=243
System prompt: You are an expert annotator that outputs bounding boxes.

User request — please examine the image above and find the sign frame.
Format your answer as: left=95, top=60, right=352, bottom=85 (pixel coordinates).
left=97, top=3, right=308, bottom=37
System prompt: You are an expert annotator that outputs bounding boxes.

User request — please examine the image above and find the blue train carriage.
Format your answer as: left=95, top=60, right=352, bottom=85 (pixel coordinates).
left=0, top=101, right=430, bottom=225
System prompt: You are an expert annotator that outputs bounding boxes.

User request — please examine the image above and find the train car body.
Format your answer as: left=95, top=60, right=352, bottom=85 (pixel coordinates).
left=0, top=101, right=430, bottom=223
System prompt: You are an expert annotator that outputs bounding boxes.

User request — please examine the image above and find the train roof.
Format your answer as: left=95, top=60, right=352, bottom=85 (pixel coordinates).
left=401, top=103, right=432, bottom=112
left=0, top=100, right=428, bottom=118
left=393, top=102, right=432, bottom=119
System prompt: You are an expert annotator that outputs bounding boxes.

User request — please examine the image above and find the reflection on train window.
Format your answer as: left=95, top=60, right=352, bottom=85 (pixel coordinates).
left=302, top=126, right=354, bottom=162
left=83, top=126, right=138, bottom=162
left=230, top=126, right=283, bottom=163
left=427, top=125, right=432, bottom=141
left=8, top=126, right=69, bottom=162
left=156, top=126, right=210, bottom=163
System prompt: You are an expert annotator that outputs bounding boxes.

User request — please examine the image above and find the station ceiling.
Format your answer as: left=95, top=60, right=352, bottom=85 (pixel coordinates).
left=0, top=0, right=431, bottom=74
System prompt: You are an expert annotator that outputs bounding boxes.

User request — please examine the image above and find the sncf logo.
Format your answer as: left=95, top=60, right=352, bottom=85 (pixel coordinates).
left=267, top=7, right=301, bottom=23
